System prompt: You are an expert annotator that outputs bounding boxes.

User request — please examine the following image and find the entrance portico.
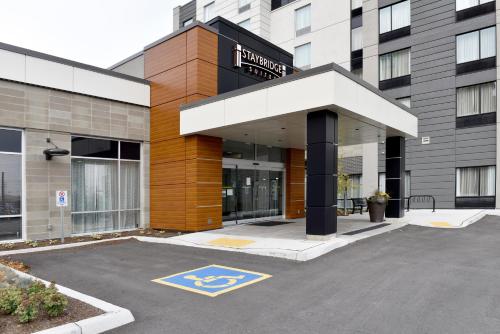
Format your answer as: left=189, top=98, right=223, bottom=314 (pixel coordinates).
left=180, top=63, right=418, bottom=237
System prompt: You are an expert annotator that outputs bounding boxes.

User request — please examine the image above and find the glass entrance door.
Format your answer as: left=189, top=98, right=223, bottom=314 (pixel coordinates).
left=222, top=165, right=283, bottom=223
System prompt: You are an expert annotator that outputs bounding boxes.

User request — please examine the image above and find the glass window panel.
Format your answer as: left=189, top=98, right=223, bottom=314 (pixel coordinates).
left=379, top=53, right=392, bottom=80
left=351, top=26, right=363, bottom=51
left=456, top=167, right=479, bottom=196
left=0, top=154, right=21, bottom=216
left=71, top=137, right=118, bottom=159
left=240, top=0, right=251, bottom=7
left=183, top=18, right=194, bottom=27
left=457, top=85, right=480, bottom=117
left=479, top=0, right=494, bottom=3
left=397, top=97, right=411, bottom=108
left=0, top=129, right=22, bottom=153
left=480, top=166, right=496, bottom=196
left=223, top=140, right=255, bottom=160
left=295, top=5, right=311, bottom=33
left=405, top=171, right=411, bottom=198
left=256, top=145, right=286, bottom=162
left=120, top=161, right=140, bottom=210
left=120, top=210, right=140, bottom=230
left=392, top=0, right=411, bottom=30
left=352, top=0, right=363, bottom=10
left=120, top=141, right=140, bottom=160
left=0, top=217, right=22, bottom=241
left=480, top=27, right=496, bottom=59
left=204, top=2, right=215, bottom=22
left=239, top=19, right=251, bottom=30
left=457, top=31, right=479, bottom=64
left=481, top=82, right=496, bottom=114
left=457, top=0, right=478, bottom=11
left=294, top=43, right=311, bottom=69
left=379, top=173, right=386, bottom=192
left=392, top=48, right=410, bottom=77
left=352, top=67, right=363, bottom=78
left=379, top=7, right=392, bottom=34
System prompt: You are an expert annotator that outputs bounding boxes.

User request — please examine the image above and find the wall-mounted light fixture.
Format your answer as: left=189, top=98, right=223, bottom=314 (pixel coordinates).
left=43, top=138, right=70, bottom=160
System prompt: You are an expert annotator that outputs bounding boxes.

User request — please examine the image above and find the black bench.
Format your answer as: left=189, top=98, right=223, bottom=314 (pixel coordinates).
left=350, top=198, right=367, bottom=214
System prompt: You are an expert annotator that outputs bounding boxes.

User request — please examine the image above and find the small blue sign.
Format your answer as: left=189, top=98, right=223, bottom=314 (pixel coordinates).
left=152, top=265, right=271, bottom=297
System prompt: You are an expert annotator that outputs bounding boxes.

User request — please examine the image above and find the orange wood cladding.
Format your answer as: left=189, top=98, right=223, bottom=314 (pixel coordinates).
left=286, top=148, right=306, bottom=219
left=147, top=26, right=221, bottom=232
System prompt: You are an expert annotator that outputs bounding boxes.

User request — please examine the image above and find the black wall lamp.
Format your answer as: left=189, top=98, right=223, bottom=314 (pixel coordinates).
left=43, top=138, right=70, bottom=160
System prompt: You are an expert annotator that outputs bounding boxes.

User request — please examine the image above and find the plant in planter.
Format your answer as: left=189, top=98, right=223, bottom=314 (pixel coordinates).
left=367, top=191, right=390, bottom=223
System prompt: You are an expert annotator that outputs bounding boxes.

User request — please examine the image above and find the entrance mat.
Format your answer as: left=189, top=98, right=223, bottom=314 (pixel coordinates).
left=342, top=223, right=390, bottom=236
left=250, top=220, right=298, bottom=227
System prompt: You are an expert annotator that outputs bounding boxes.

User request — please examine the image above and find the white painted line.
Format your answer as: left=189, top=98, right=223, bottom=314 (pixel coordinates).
left=0, top=264, right=134, bottom=334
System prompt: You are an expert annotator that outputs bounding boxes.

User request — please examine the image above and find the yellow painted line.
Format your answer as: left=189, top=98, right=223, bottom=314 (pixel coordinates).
left=151, top=264, right=272, bottom=297
left=207, top=237, right=255, bottom=248
left=430, top=221, right=453, bottom=228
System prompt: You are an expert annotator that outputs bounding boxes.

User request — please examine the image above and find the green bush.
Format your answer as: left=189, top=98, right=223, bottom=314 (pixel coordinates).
left=27, top=280, right=45, bottom=296
left=0, top=287, right=22, bottom=314
left=15, top=294, right=39, bottom=323
left=42, top=285, right=68, bottom=317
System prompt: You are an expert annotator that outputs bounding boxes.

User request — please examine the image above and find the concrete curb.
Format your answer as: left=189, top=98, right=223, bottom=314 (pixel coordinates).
left=0, top=264, right=134, bottom=334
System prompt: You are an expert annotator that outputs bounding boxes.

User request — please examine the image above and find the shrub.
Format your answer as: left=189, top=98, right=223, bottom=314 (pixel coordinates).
left=42, top=285, right=67, bottom=317
left=15, top=294, right=39, bottom=323
left=0, top=287, right=22, bottom=314
left=27, top=281, right=46, bottom=296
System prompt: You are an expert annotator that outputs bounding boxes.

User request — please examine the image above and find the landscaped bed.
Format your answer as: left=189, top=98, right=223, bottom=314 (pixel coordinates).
left=0, top=228, right=178, bottom=251
left=0, top=266, right=102, bottom=334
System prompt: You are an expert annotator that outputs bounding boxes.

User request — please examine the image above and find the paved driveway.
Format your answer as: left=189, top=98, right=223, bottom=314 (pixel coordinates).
left=9, top=216, right=500, bottom=334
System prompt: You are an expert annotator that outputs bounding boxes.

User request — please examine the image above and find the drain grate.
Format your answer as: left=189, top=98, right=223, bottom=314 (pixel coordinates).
left=251, top=220, right=297, bottom=227
left=342, top=223, right=390, bottom=236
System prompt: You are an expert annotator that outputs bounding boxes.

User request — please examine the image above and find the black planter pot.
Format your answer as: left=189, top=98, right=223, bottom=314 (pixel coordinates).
left=367, top=199, right=387, bottom=223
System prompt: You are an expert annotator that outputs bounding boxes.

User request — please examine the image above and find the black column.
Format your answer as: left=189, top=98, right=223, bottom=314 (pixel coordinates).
left=385, top=136, right=405, bottom=218
left=306, top=110, right=338, bottom=236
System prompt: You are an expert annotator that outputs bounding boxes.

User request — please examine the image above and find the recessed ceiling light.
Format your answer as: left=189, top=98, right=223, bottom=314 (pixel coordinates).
left=281, top=127, right=286, bottom=130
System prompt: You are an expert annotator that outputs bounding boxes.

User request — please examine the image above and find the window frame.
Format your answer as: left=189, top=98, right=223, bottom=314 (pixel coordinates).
left=456, top=26, right=496, bottom=65
left=71, top=136, right=142, bottom=234
left=456, top=0, right=494, bottom=11
left=238, top=18, right=251, bottom=30
left=295, top=4, right=311, bottom=37
left=379, top=0, right=411, bottom=35
left=455, top=165, right=496, bottom=198
left=379, top=48, right=411, bottom=81
left=294, top=42, right=312, bottom=70
left=0, top=127, right=25, bottom=242
left=204, top=1, right=215, bottom=22
left=182, top=18, right=194, bottom=27
left=456, top=81, right=497, bottom=118
left=239, top=0, right=251, bottom=12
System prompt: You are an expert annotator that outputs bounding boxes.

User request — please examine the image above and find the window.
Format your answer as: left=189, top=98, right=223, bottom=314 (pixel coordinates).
left=338, top=174, right=363, bottom=209
left=378, top=171, right=410, bottom=197
left=379, top=48, right=410, bottom=81
left=456, top=166, right=495, bottom=197
left=294, top=43, right=311, bottom=69
left=295, top=4, right=311, bottom=36
left=71, top=137, right=141, bottom=234
left=183, top=18, right=194, bottom=27
left=351, top=26, right=363, bottom=51
left=397, top=97, right=411, bottom=108
left=272, top=0, right=297, bottom=11
left=239, top=19, right=251, bottom=30
left=239, top=0, right=251, bottom=12
left=456, top=0, right=494, bottom=11
left=457, top=27, right=496, bottom=64
left=457, top=82, right=496, bottom=117
left=379, top=0, right=411, bottom=34
left=352, top=0, right=363, bottom=10
left=0, top=128, right=23, bottom=241
left=352, top=68, right=363, bottom=78
left=223, top=140, right=286, bottom=162
left=204, top=2, right=215, bottom=22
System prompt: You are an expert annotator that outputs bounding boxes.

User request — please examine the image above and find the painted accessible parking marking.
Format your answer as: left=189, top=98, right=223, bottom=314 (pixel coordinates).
left=152, top=264, right=271, bottom=297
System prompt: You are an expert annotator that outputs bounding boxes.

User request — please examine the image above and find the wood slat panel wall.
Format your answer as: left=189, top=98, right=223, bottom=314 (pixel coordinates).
left=146, top=26, right=222, bottom=231
left=286, top=148, right=306, bottom=219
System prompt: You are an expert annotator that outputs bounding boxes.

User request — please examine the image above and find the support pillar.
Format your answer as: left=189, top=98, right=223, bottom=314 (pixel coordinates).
left=306, top=110, right=338, bottom=238
left=385, top=136, right=405, bottom=218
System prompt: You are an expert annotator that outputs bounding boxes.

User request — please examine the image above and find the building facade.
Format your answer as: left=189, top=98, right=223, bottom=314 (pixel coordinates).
left=0, top=43, right=150, bottom=242
left=173, top=0, right=500, bottom=209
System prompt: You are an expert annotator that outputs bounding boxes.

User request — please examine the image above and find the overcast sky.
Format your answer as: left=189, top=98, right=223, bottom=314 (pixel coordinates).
left=0, top=0, right=191, bottom=68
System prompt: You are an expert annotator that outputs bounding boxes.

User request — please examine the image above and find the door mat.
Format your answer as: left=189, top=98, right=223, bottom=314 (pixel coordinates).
left=342, top=223, right=390, bottom=235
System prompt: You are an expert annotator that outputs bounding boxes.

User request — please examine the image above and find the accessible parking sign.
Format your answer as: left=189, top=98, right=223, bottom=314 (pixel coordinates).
left=152, top=264, right=271, bottom=297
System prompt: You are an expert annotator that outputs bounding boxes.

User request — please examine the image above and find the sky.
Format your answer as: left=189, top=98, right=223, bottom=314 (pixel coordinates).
left=0, top=0, right=191, bottom=68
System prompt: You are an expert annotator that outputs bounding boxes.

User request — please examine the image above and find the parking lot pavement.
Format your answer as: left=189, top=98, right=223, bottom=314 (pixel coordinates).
left=8, top=216, right=500, bottom=334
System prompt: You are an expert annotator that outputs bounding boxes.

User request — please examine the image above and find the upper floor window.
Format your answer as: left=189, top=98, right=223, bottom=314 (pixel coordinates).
left=457, top=82, right=496, bottom=117
left=239, top=0, right=251, bottom=12
left=294, top=43, right=311, bottom=70
left=295, top=4, right=311, bottom=37
left=239, top=19, right=251, bottom=30
left=457, top=27, right=496, bottom=64
left=204, top=2, right=215, bottom=22
left=379, top=48, right=411, bottom=81
left=397, top=96, right=411, bottom=108
left=456, top=0, right=494, bottom=11
left=379, top=0, right=411, bottom=34
left=352, top=0, right=363, bottom=10
left=456, top=166, right=495, bottom=197
left=351, top=26, right=363, bottom=51
left=183, top=18, right=194, bottom=27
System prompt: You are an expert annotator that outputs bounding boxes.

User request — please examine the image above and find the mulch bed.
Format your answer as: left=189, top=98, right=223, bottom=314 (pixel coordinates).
left=0, top=295, right=103, bottom=334
left=1, top=229, right=178, bottom=252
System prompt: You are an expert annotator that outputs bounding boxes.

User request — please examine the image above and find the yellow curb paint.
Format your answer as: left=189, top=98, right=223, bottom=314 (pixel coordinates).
left=430, top=221, right=452, bottom=228
left=208, top=237, right=255, bottom=248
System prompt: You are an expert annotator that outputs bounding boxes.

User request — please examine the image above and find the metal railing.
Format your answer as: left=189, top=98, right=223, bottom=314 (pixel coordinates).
left=406, top=195, right=436, bottom=212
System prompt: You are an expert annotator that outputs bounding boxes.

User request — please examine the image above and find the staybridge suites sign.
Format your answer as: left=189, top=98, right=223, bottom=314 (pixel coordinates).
left=233, top=44, right=287, bottom=80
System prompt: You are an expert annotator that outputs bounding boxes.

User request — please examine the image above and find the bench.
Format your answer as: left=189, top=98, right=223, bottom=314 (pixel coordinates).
left=350, top=198, right=367, bottom=214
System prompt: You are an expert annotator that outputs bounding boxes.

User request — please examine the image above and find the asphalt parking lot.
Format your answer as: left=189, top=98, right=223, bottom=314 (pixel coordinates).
left=9, top=216, right=500, bottom=334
